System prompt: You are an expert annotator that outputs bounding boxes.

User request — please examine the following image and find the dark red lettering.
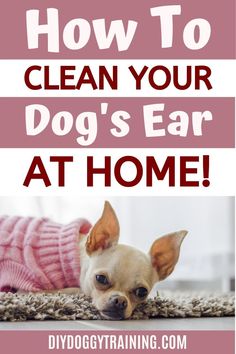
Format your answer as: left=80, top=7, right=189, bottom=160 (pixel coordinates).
left=129, top=65, right=148, bottom=90
left=60, top=66, right=76, bottom=90
left=24, top=65, right=42, bottom=90
left=23, top=156, right=51, bottom=187
left=44, top=65, right=60, bottom=89
left=87, top=156, right=111, bottom=186
left=114, top=156, right=143, bottom=187
left=180, top=156, right=199, bottom=187
left=173, top=65, right=192, bottom=90
left=76, top=66, right=98, bottom=90
left=50, top=156, right=73, bottom=186
left=195, top=66, right=212, bottom=90
left=149, top=66, right=171, bottom=90
left=99, top=66, right=118, bottom=90
left=147, top=156, right=175, bottom=186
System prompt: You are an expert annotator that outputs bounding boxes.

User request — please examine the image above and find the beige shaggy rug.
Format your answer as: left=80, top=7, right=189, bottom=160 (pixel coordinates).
left=0, top=292, right=234, bottom=321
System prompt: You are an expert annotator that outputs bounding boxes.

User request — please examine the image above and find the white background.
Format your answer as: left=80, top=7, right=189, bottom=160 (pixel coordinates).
left=0, top=148, right=234, bottom=196
left=0, top=60, right=235, bottom=97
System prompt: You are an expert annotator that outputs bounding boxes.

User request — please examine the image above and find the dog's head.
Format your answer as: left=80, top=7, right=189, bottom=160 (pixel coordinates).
left=80, top=201, right=187, bottom=320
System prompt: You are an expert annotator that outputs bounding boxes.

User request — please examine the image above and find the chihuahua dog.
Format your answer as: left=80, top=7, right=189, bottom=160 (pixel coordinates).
left=0, top=201, right=187, bottom=320
left=78, top=201, right=187, bottom=319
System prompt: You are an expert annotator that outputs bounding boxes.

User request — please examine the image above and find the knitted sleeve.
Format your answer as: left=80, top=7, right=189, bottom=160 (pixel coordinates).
left=0, top=216, right=92, bottom=292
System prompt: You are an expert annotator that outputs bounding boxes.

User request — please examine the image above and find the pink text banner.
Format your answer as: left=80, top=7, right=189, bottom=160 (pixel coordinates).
left=0, top=97, right=234, bottom=148
left=0, top=0, right=235, bottom=59
left=0, top=330, right=234, bottom=354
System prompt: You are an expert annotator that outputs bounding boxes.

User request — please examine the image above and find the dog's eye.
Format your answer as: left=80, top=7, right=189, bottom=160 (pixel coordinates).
left=95, top=274, right=109, bottom=285
left=134, top=287, right=148, bottom=299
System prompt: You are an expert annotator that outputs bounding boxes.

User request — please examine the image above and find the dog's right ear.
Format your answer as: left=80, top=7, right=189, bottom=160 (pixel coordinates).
left=86, top=201, right=120, bottom=255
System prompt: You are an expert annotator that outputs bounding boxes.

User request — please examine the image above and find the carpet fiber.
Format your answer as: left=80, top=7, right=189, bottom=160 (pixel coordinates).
left=0, top=292, right=234, bottom=321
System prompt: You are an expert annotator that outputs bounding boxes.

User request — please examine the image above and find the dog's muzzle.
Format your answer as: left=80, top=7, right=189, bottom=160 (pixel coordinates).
left=101, top=295, right=128, bottom=320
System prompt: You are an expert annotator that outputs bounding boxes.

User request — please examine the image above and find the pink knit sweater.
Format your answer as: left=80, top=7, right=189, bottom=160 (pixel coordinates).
left=0, top=216, right=91, bottom=292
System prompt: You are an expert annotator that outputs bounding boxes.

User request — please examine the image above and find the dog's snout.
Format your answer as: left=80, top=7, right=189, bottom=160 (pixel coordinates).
left=101, top=295, right=129, bottom=320
left=110, top=295, right=128, bottom=310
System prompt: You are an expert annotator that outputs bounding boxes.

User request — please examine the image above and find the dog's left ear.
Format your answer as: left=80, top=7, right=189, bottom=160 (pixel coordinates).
left=150, top=230, right=187, bottom=281
left=86, top=201, right=120, bottom=255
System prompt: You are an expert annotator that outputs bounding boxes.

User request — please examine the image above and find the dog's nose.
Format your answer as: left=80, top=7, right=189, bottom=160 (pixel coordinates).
left=102, top=295, right=128, bottom=320
left=109, top=295, right=128, bottom=311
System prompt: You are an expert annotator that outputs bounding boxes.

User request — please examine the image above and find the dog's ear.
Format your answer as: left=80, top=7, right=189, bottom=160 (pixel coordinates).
left=150, top=230, right=187, bottom=281
left=86, top=201, right=120, bottom=255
